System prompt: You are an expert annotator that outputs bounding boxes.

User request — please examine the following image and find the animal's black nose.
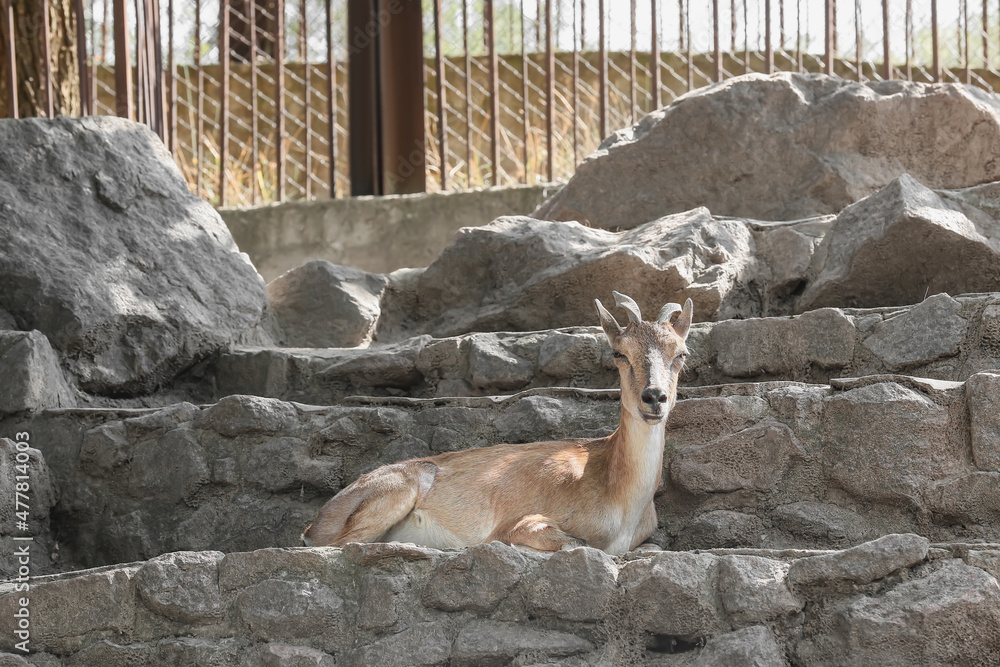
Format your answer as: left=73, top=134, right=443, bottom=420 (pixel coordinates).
left=641, top=388, right=668, bottom=405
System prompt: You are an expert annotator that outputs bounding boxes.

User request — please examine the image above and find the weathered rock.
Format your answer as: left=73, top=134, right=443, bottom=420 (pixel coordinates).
left=670, top=421, right=804, bottom=495
left=422, top=541, right=527, bottom=613
left=451, top=620, right=594, bottom=667
left=672, top=510, right=767, bottom=550
left=830, top=561, right=1000, bottom=666
left=861, top=294, right=967, bottom=370
left=531, top=546, right=618, bottom=621
left=684, top=625, right=789, bottom=667
left=356, top=574, right=406, bottom=633
left=0, top=116, right=268, bottom=395
left=798, top=175, right=1000, bottom=311
left=717, top=555, right=803, bottom=624
left=786, top=533, right=929, bottom=588
left=822, top=382, right=955, bottom=504
left=929, top=472, right=1000, bottom=525
left=619, top=551, right=725, bottom=641
left=198, top=394, right=298, bottom=437
left=771, top=502, right=866, bottom=544
left=134, top=550, right=224, bottom=623
left=235, top=579, right=343, bottom=642
left=710, top=308, right=856, bottom=378
left=0, top=437, right=57, bottom=578
left=260, top=643, right=336, bottom=667
left=415, top=211, right=758, bottom=334
left=468, top=333, right=535, bottom=391
left=266, top=260, right=388, bottom=348
left=0, top=331, right=75, bottom=414
left=346, top=622, right=452, bottom=667
left=966, top=372, right=1000, bottom=471
left=534, top=74, right=1000, bottom=227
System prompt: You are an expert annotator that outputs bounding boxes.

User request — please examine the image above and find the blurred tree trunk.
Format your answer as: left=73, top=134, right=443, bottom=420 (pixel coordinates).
left=0, top=0, right=80, bottom=118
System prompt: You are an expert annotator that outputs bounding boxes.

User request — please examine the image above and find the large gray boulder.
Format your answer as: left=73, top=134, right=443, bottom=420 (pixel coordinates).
left=535, top=73, right=1000, bottom=228
left=0, top=116, right=269, bottom=395
left=415, top=211, right=758, bottom=334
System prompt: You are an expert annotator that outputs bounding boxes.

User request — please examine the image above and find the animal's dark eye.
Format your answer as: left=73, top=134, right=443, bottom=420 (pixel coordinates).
left=612, top=351, right=626, bottom=360
left=676, top=352, right=689, bottom=362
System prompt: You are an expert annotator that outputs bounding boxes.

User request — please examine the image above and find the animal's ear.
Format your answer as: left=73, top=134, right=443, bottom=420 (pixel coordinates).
left=595, top=299, right=623, bottom=344
left=671, top=298, right=694, bottom=340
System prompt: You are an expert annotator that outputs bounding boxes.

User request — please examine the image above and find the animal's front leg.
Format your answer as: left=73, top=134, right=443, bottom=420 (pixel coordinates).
left=504, top=514, right=589, bottom=552
left=629, top=501, right=659, bottom=551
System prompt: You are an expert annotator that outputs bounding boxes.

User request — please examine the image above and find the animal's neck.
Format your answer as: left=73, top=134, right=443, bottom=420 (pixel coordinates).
left=605, top=404, right=667, bottom=499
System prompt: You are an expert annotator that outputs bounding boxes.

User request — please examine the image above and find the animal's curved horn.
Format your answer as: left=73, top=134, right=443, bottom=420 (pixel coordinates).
left=612, top=291, right=642, bottom=325
left=657, top=302, right=682, bottom=324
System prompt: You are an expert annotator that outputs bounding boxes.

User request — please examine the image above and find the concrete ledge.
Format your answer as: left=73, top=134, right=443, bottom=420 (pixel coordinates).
left=220, top=184, right=560, bottom=281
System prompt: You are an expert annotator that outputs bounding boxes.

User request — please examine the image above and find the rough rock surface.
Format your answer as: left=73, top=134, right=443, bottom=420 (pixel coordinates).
left=534, top=73, right=1000, bottom=227
left=0, top=331, right=75, bottom=414
left=267, top=260, right=388, bottom=347
left=0, top=538, right=991, bottom=666
left=414, top=211, right=759, bottom=333
left=0, top=116, right=269, bottom=395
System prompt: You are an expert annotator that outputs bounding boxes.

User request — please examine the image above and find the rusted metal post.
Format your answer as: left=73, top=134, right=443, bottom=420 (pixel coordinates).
left=855, top=0, right=861, bottom=81
left=931, top=0, right=939, bottom=81
left=519, top=0, right=528, bottom=184
left=1, top=0, right=16, bottom=118
left=303, top=0, right=312, bottom=199
left=764, top=0, right=772, bottom=74
left=325, top=0, right=336, bottom=197
left=882, top=0, right=890, bottom=79
left=685, top=1, right=692, bottom=90
left=984, top=0, right=989, bottom=67
left=572, top=0, right=578, bottom=165
left=651, top=0, right=659, bottom=109
left=275, top=0, right=286, bottom=201
left=485, top=0, right=499, bottom=186
left=433, top=0, right=447, bottom=190
left=114, top=0, right=134, bottom=119
left=250, top=0, right=259, bottom=203
left=168, top=0, right=177, bottom=152
left=347, top=0, right=377, bottom=195
left=219, top=0, right=230, bottom=205
left=713, top=0, right=721, bottom=82
left=743, top=0, right=749, bottom=73
left=73, top=0, right=90, bottom=116
left=195, top=0, right=204, bottom=196
left=598, top=0, right=606, bottom=138
left=41, top=0, right=54, bottom=116
left=964, top=0, right=971, bottom=84
left=545, top=0, right=553, bottom=183
left=824, top=0, right=834, bottom=75
left=630, top=0, right=637, bottom=121
left=905, top=0, right=912, bottom=79
left=150, top=0, right=165, bottom=140
left=796, top=0, right=803, bottom=71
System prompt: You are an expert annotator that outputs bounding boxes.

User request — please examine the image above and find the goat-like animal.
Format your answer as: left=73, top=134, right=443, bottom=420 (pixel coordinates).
left=302, top=292, right=693, bottom=555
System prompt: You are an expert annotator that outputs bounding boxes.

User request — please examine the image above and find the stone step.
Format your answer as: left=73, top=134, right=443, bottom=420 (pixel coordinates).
left=5, top=371, right=1000, bottom=574
left=202, top=292, right=1000, bottom=405
left=1, top=537, right=998, bottom=666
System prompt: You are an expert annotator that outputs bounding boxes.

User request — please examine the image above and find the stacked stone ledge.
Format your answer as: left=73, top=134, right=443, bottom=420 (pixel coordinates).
left=7, top=73, right=1000, bottom=664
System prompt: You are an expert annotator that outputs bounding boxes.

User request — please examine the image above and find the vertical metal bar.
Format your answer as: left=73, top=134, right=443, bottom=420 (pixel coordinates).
left=855, top=0, right=861, bottom=81
left=325, top=0, right=336, bottom=197
left=249, top=0, right=259, bottom=203
left=629, top=0, right=636, bottom=121
left=485, top=0, right=499, bottom=186
left=984, top=0, right=989, bottom=67
left=598, top=0, right=606, bottom=138
left=519, top=0, right=528, bottom=184
left=572, top=0, right=578, bottom=165
left=1, top=0, right=16, bottom=118
left=931, top=0, right=939, bottom=82
left=824, top=0, right=833, bottom=75
left=134, top=0, right=145, bottom=124
left=713, top=0, right=720, bottom=82
left=964, top=0, right=971, bottom=83
left=545, top=0, right=553, bottom=183
left=685, top=0, right=692, bottom=90
left=42, top=0, right=54, bottom=116
left=731, top=0, right=736, bottom=53
left=90, top=0, right=97, bottom=114
left=882, top=0, right=890, bottom=79
left=114, top=0, right=134, bottom=119
left=765, top=0, right=772, bottom=74
left=678, top=0, right=684, bottom=50
left=102, top=0, right=109, bottom=63
left=905, top=0, right=912, bottom=79
left=797, top=0, right=803, bottom=71
left=168, top=0, right=177, bottom=151
left=433, top=0, right=447, bottom=190
left=73, top=0, right=90, bottom=116
left=779, top=0, right=784, bottom=49
left=275, top=0, right=286, bottom=201
left=651, top=0, right=659, bottom=109
left=303, top=0, right=311, bottom=199
left=219, top=0, right=230, bottom=205
left=195, top=0, right=203, bottom=197
left=743, top=0, right=748, bottom=73
left=831, top=0, right=837, bottom=52
left=467, top=0, right=475, bottom=185
left=151, top=0, right=165, bottom=139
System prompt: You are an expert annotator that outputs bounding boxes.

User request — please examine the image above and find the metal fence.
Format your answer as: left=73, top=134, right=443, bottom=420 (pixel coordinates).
left=1, top=1, right=998, bottom=207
